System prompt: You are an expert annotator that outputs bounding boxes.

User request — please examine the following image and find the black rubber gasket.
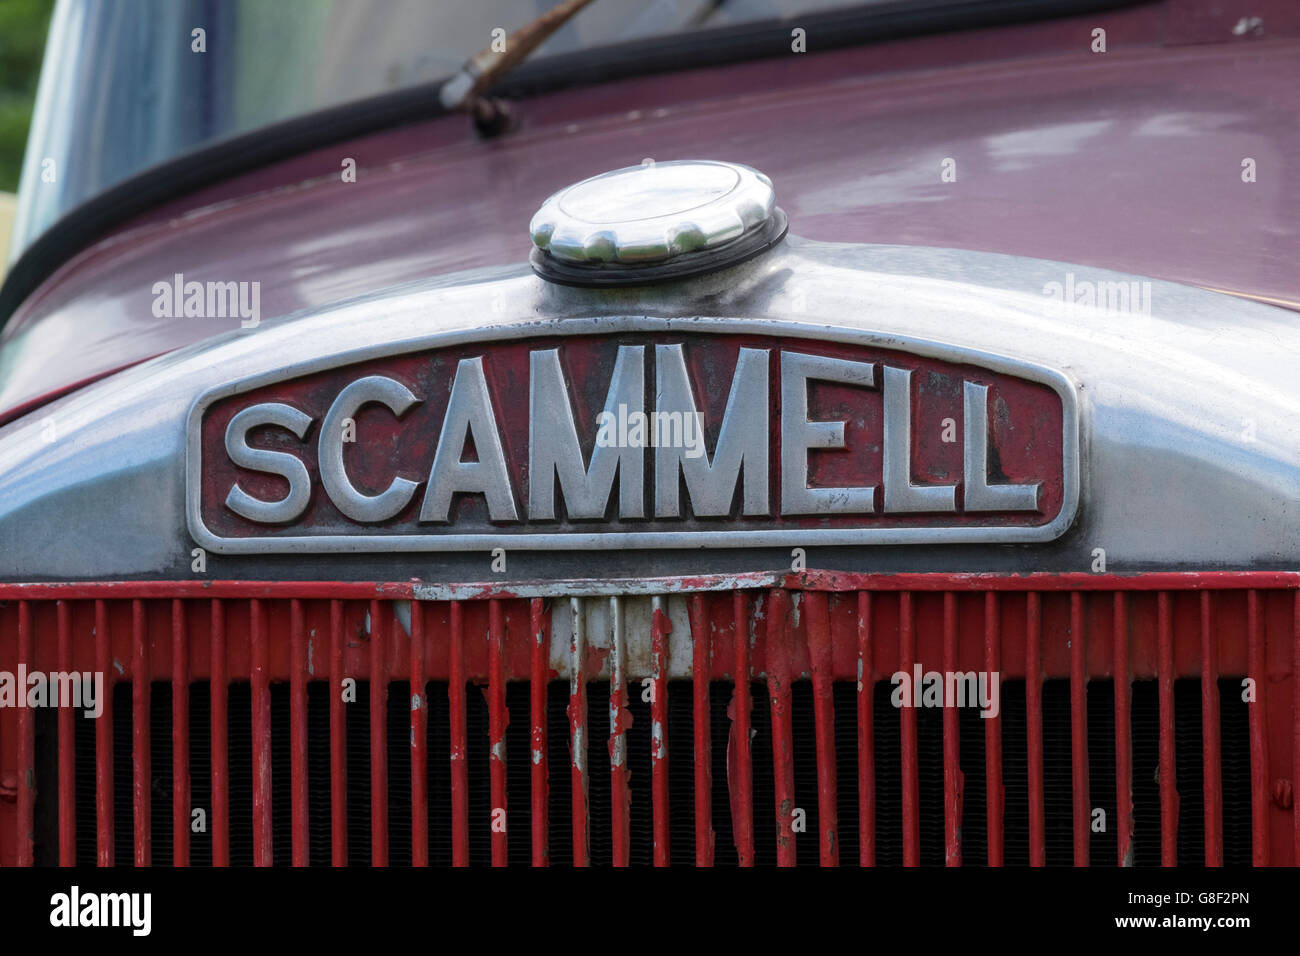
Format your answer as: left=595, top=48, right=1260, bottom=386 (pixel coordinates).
left=530, top=207, right=788, bottom=288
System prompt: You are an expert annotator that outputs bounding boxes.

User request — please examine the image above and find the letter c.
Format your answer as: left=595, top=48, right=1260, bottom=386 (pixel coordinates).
left=319, top=376, right=421, bottom=522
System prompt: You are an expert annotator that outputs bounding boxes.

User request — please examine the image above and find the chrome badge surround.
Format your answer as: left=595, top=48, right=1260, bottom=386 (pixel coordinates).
left=185, top=316, right=1081, bottom=554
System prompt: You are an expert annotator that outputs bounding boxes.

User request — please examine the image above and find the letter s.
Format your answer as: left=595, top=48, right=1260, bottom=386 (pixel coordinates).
left=224, top=403, right=314, bottom=523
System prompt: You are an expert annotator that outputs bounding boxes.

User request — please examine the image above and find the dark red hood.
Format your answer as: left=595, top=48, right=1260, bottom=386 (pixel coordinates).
left=2, top=0, right=1298, bottom=420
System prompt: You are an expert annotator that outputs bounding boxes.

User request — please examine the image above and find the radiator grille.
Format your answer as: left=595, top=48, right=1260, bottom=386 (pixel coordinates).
left=3, top=582, right=1297, bottom=866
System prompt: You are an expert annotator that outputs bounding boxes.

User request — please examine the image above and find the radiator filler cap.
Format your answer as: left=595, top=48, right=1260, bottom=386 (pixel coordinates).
left=528, top=159, right=787, bottom=287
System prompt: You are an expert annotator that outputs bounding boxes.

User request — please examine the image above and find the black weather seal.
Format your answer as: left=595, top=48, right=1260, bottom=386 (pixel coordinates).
left=0, top=0, right=1151, bottom=327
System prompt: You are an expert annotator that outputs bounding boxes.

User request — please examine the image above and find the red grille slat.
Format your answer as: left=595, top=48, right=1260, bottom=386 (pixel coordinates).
left=984, top=592, right=1004, bottom=867
left=690, top=593, right=714, bottom=866
left=805, top=591, right=838, bottom=867
left=1200, top=591, right=1222, bottom=866
left=857, top=591, right=875, bottom=867
left=567, top=596, right=589, bottom=868
left=369, top=599, right=389, bottom=867
left=1114, top=592, right=1133, bottom=867
left=650, top=595, right=672, bottom=866
left=94, top=599, right=113, bottom=867
left=730, top=590, right=753, bottom=868
left=489, top=599, right=509, bottom=867
left=4, top=576, right=1298, bottom=868
left=898, top=591, right=920, bottom=867
left=1025, top=592, right=1045, bottom=867
left=529, top=597, right=549, bottom=868
left=16, top=601, right=33, bottom=866
left=1294, top=591, right=1300, bottom=867
left=1156, top=592, right=1178, bottom=866
left=449, top=600, right=469, bottom=866
left=767, top=588, right=796, bottom=867
left=411, top=600, right=428, bottom=867
left=328, top=599, right=347, bottom=866
left=250, top=598, right=271, bottom=867
left=608, top=596, right=630, bottom=868
left=132, top=598, right=151, bottom=867
left=172, top=599, right=190, bottom=867
left=1247, top=590, right=1269, bottom=866
left=211, top=599, right=230, bottom=867
left=57, top=600, right=74, bottom=866
left=290, top=599, right=307, bottom=867
left=943, top=592, right=962, bottom=866
left=1070, top=592, right=1089, bottom=867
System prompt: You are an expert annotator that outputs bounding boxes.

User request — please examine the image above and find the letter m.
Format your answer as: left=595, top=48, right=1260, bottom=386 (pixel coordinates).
left=655, top=345, right=769, bottom=517
left=1098, top=280, right=1130, bottom=315
left=529, top=346, right=645, bottom=519
left=206, top=281, right=238, bottom=318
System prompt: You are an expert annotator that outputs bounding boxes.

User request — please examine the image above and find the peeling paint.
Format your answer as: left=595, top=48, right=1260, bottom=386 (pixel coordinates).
left=651, top=720, right=666, bottom=760
left=572, top=726, right=585, bottom=772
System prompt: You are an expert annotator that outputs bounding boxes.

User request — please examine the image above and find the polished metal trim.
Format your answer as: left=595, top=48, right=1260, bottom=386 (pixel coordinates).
left=185, top=316, right=1080, bottom=553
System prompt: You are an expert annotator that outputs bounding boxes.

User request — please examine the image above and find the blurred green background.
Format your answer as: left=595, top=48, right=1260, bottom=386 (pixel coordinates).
left=0, top=0, right=53, bottom=268
left=0, top=0, right=54, bottom=192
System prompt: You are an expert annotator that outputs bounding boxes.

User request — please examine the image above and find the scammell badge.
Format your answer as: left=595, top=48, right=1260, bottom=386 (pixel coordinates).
left=528, top=159, right=788, bottom=286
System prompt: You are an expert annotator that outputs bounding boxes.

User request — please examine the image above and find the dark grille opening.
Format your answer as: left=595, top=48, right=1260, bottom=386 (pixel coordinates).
left=1217, top=678, right=1254, bottom=867
left=1041, top=681, right=1077, bottom=864
left=73, top=702, right=97, bottom=866
left=56, top=671, right=1255, bottom=866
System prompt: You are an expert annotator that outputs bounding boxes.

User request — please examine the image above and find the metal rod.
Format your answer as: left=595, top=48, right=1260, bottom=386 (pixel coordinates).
left=489, top=599, right=509, bottom=867
left=132, top=598, right=151, bottom=866
left=1157, top=592, right=1178, bottom=866
left=57, top=600, right=74, bottom=865
left=530, top=597, right=549, bottom=867
left=1247, top=589, right=1269, bottom=866
left=767, top=588, right=796, bottom=867
left=1200, top=591, right=1222, bottom=867
left=1293, top=590, right=1300, bottom=867
left=370, top=600, right=389, bottom=866
left=690, top=593, right=714, bottom=865
left=172, top=599, right=190, bottom=867
left=984, top=592, right=1004, bottom=867
left=1070, top=592, right=1089, bottom=866
left=804, top=590, right=838, bottom=866
left=95, top=599, right=114, bottom=866
left=290, top=599, right=307, bottom=866
left=943, top=592, right=962, bottom=867
left=1114, top=592, right=1133, bottom=867
left=411, top=600, right=428, bottom=867
left=251, top=598, right=271, bottom=866
left=329, top=599, right=347, bottom=866
left=1026, top=592, right=1044, bottom=867
left=731, top=590, right=752, bottom=868
left=450, top=601, right=469, bottom=867
left=857, top=591, right=875, bottom=867
left=211, top=599, right=229, bottom=867
left=609, top=595, right=630, bottom=867
left=899, top=592, right=920, bottom=867
left=16, top=601, right=33, bottom=867
left=569, top=596, right=589, bottom=867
